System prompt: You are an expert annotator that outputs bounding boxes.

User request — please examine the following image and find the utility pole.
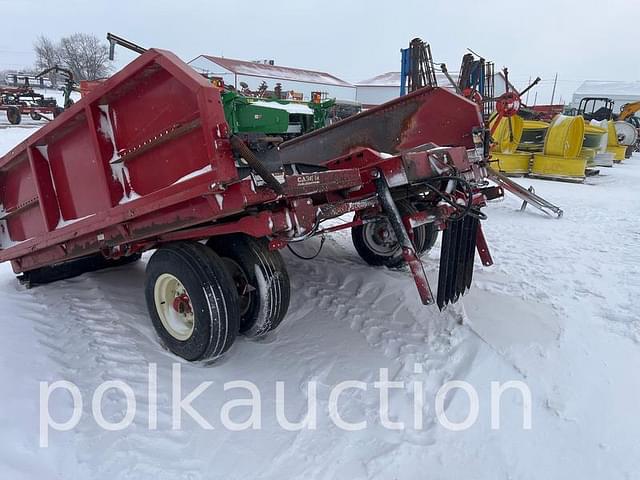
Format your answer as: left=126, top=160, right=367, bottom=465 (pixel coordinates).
left=534, top=91, right=538, bottom=107
left=550, top=72, right=558, bottom=105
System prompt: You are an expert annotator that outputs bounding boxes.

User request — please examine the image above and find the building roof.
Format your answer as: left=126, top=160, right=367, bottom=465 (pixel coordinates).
left=357, top=71, right=460, bottom=88
left=194, top=55, right=354, bottom=88
left=574, top=80, right=640, bottom=98
left=357, top=72, right=402, bottom=87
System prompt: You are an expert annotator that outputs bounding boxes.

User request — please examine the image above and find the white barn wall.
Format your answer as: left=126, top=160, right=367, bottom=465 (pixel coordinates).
left=356, top=86, right=399, bottom=107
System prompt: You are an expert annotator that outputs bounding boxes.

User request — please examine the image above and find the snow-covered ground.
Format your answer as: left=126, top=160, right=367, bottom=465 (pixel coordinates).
left=1, top=120, right=639, bottom=479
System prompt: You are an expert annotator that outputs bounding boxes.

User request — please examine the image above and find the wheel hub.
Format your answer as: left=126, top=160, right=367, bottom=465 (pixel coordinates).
left=364, top=220, right=400, bottom=256
left=154, top=274, right=195, bottom=341
left=172, top=294, right=193, bottom=315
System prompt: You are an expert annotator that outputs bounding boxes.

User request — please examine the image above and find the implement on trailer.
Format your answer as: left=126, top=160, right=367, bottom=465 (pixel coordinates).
left=0, top=49, right=503, bottom=361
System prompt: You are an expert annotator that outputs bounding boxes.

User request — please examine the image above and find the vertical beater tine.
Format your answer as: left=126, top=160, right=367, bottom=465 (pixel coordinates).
left=437, top=222, right=452, bottom=309
left=445, top=219, right=460, bottom=305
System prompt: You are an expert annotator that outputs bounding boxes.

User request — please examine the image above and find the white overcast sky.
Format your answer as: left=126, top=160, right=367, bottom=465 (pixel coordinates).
left=1, top=0, right=638, bottom=104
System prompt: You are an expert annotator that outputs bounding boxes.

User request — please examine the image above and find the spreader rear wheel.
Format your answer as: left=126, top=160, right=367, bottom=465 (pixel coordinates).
left=7, top=107, right=21, bottom=125
left=30, top=111, right=42, bottom=121
left=145, top=242, right=240, bottom=361
left=352, top=200, right=436, bottom=268
left=208, top=234, right=290, bottom=338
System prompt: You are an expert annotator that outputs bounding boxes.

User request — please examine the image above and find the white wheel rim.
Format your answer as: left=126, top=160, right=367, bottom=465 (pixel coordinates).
left=363, top=220, right=400, bottom=257
left=154, top=273, right=195, bottom=341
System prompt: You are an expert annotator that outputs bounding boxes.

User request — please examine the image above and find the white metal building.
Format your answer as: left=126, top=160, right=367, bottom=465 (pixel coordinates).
left=571, top=81, right=640, bottom=111
left=355, top=72, right=404, bottom=108
left=356, top=71, right=513, bottom=108
left=188, top=55, right=356, bottom=102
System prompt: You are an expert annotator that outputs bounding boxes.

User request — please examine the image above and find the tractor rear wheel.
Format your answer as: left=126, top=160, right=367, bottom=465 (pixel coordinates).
left=145, top=242, right=240, bottom=361
left=208, top=234, right=290, bottom=338
left=7, top=107, right=21, bottom=125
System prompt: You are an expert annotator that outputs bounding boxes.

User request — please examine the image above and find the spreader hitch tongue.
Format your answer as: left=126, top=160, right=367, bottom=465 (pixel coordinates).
left=375, top=177, right=435, bottom=306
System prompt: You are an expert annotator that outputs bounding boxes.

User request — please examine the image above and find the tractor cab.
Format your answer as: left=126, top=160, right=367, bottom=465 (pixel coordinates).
left=577, top=97, right=615, bottom=121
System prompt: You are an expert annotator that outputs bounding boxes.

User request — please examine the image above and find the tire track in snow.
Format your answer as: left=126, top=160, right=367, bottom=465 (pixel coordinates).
left=249, top=241, right=484, bottom=478
left=23, top=263, right=207, bottom=480
left=285, top=240, right=469, bottom=362
left=283, top=239, right=482, bottom=435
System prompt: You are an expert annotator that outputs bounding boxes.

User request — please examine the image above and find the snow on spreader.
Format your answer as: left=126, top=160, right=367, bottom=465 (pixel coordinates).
left=0, top=49, right=502, bottom=361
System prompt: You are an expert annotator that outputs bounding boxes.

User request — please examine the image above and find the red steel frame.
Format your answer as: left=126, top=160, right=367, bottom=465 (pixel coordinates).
left=0, top=49, right=241, bottom=272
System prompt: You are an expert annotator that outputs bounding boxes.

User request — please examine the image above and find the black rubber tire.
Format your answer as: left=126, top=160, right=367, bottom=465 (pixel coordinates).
left=207, top=234, right=290, bottom=338
left=145, top=243, right=240, bottom=361
left=30, top=111, right=41, bottom=121
left=351, top=200, right=429, bottom=268
left=351, top=225, right=388, bottom=267
left=53, top=106, right=64, bottom=118
left=7, top=107, right=21, bottom=125
left=421, top=223, right=439, bottom=253
left=398, top=201, right=427, bottom=255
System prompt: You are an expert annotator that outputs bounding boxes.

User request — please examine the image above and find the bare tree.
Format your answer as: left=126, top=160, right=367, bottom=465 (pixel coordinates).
left=58, top=33, right=112, bottom=81
left=33, top=33, right=112, bottom=82
left=33, top=35, right=60, bottom=84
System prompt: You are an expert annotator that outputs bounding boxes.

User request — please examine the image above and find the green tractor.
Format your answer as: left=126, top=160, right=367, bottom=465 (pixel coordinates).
left=220, top=89, right=335, bottom=151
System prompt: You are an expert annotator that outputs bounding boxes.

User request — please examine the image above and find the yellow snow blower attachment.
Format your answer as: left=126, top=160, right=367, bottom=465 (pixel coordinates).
left=531, top=114, right=587, bottom=182
left=518, top=120, right=549, bottom=152
left=490, top=115, right=531, bottom=175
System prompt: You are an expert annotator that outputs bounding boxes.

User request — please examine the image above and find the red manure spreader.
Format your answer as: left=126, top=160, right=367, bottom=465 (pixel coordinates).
left=0, top=49, right=502, bottom=361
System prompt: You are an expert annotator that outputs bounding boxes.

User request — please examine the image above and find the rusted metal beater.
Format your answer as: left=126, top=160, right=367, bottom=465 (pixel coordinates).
left=489, top=70, right=541, bottom=136
left=490, top=68, right=521, bottom=138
